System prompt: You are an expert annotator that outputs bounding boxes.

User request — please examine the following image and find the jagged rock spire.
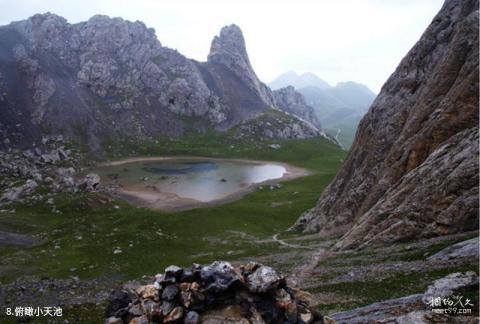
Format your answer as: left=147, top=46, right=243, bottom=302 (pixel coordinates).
left=207, top=24, right=275, bottom=107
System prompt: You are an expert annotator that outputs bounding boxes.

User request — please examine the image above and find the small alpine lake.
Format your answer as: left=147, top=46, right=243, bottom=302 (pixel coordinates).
left=95, top=157, right=308, bottom=211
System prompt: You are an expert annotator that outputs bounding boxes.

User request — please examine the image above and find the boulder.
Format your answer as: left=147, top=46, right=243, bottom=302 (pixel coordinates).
left=41, top=152, right=60, bottom=164
left=200, top=261, right=243, bottom=293
left=422, top=271, right=478, bottom=304
left=427, top=238, right=479, bottom=261
left=56, top=167, right=76, bottom=177
left=184, top=310, right=200, bottom=324
left=136, top=284, right=158, bottom=300
left=247, top=266, right=282, bottom=293
left=161, top=284, right=179, bottom=301
left=164, top=306, right=184, bottom=322
left=105, top=290, right=132, bottom=317
left=82, top=173, right=101, bottom=191
left=1, top=179, right=38, bottom=202
left=165, top=265, right=183, bottom=278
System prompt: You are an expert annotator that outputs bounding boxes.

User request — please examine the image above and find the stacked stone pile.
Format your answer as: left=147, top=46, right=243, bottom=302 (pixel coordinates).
left=105, top=261, right=323, bottom=324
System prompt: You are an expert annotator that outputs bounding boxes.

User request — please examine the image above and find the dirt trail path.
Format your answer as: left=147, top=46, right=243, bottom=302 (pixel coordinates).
left=272, top=233, right=314, bottom=250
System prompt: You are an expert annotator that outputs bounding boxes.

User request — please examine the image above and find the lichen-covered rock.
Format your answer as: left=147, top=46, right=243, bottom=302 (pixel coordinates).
left=295, top=0, right=479, bottom=248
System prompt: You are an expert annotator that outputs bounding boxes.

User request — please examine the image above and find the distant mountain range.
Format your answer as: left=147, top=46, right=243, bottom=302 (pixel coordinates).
left=269, top=72, right=376, bottom=148
left=268, top=71, right=331, bottom=90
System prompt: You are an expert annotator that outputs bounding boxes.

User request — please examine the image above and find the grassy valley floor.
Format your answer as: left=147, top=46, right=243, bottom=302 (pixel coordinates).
left=1, top=134, right=478, bottom=323
left=0, top=135, right=345, bottom=322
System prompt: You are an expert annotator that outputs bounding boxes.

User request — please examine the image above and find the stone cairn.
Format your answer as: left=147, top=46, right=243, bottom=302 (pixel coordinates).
left=105, top=261, right=323, bottom=324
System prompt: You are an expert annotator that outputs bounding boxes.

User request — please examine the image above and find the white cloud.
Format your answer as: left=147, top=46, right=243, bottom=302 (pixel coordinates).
left=0, top=0, right=444, bottom=92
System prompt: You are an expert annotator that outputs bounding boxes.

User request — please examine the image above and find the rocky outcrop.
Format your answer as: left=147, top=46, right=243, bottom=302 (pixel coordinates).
left=233, top=110, right=322, bottom=140
left=1, top=179, right=38, bottom=202
left=0, top=15, right=321, bottom=150
left=296, top=81, right=376, bottom=148
left=273, top=86, right=321, bottom=128
left=0, top=135, right=92, bottom=209
left=295, top=0, right=479, bottom=248
left=428, top=237, right=479, bottom=261
left=207, top=24, right=275, bottom=110
left=105, top=261, right=322, bottom=324
left=328, top=271, right=478, bottom=323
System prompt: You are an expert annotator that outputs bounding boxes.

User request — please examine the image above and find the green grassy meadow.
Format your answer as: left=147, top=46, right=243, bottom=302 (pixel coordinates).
left=0, top=135, right=345, bottom=282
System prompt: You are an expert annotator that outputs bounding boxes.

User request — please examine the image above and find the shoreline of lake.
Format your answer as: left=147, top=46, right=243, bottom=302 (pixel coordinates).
left=98, top=156, right=311, bottom=212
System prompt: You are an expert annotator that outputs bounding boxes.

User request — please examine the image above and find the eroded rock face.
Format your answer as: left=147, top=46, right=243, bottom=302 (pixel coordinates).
left=295, top=0, right=479, bottom=248
left=0, top=15, right=321, bottom=150
left=329, top=271, right=479, bottom=323
left=273, top=86, right=321, bottom=128
left=427, top=238, right=479, bottom=261
left=207, top=24, right=275, bottom=109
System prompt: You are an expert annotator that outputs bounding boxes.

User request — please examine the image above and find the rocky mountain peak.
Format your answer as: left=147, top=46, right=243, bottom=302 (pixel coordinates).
left=268, top=71, right=331, bottom=90
left=10, top=12, right=69, bottom=48
left=0, top=15, right=325, bottom=149
left=81, top=14, right=154, bottom=39
left=28, top=12, right=68, bottom=25
left=208, top=24, right=248, bottom=64
left=206, top=24, right=275, bottom=109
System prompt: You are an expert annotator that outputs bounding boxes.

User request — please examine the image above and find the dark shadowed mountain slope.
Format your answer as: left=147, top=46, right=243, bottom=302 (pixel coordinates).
left=295, top=0, right=479, bottom=249
left=0, top=16, right=322, bottom=150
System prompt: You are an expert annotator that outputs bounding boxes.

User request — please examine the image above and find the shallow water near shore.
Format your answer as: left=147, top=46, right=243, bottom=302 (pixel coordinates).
left=96, top=158, right=287, bottom=202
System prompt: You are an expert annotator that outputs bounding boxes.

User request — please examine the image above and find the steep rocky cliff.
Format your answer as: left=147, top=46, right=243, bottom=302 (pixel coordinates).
left=0, top=16, right=320, bottom=150
left=295, top=0, right=479, bottom=249
left=272, top=86, right=321, bottom=129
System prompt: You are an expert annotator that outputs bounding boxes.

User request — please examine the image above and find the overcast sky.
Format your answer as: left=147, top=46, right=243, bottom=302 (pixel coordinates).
left=0, top=0, right=444, bottom=93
